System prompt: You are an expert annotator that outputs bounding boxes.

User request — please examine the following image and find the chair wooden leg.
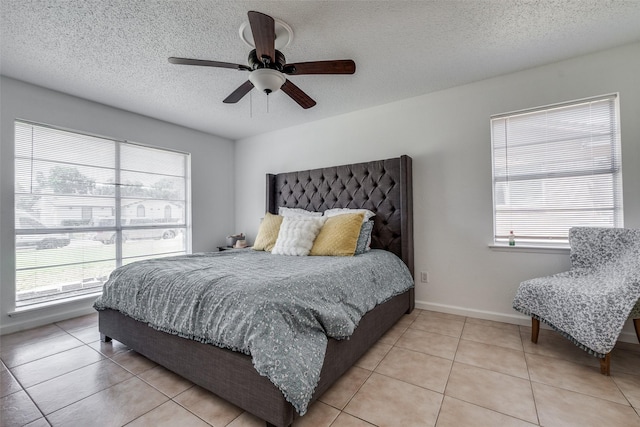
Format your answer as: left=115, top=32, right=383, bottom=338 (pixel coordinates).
left=634, top=318, right=640, bottom=343
left=599, top=353, right=611, bottom=376
left=531, top=318, right=540, bottom=344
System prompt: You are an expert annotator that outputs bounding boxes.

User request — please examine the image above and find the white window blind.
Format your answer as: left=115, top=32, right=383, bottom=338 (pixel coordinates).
left=14, top=120, right=191, bottom=307
left=491, top=94, right=623, bottom=246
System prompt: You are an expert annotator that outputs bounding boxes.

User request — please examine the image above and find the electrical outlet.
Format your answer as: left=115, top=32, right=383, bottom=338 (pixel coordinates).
left=420, top=271, right=429, bottom=283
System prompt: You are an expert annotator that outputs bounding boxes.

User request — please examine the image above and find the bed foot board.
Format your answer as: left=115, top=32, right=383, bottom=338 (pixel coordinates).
left=100, top=333, right=112, bottom=343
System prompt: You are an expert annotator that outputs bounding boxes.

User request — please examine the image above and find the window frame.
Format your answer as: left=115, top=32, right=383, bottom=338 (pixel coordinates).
left=490, top=94, right=623, bottom=248
left=13, top=119, right=192, bottom=309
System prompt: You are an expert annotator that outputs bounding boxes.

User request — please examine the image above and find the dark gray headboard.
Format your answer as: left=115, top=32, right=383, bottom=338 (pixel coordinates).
left=266, top=155, right=414, bottom=280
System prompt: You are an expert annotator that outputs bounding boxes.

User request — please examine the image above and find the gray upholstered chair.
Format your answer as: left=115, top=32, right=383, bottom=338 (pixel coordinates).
left=513, top=227, right=640, bottom=375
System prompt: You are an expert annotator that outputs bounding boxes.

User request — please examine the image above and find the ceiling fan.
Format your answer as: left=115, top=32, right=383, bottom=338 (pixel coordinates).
left=168, top=11, right=356, bottom=109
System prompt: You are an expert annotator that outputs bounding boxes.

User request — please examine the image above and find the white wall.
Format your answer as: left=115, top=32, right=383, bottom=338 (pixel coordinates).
left=0, top=77, right=235, bottom=334
left=235, top=43, right=640, bottom=341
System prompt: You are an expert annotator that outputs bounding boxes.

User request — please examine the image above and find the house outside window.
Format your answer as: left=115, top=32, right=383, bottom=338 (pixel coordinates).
left=14, top=120, right=191, bottom=308
left=491, top=94, right=623, bottom=246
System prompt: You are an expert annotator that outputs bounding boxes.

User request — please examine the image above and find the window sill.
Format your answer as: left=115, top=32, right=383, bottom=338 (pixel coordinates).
left=8, top=292, right=101, bottom=317
left=489, top=244, right=570, bottom=254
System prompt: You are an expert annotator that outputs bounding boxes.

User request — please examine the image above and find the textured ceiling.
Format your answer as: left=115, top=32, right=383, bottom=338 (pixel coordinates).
left=2, top=1, right=640, bottom=140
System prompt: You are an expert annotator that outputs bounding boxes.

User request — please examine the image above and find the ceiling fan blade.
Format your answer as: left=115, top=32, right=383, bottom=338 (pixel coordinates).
left=248, top=11, right=275, bottom=65
left=281, top=80, right=316, bottom=109
left=223, top=80, right=254, bottom=103
left=283, top=60, right=356, bottom=75
left=168, top=57, right=251, bottom=71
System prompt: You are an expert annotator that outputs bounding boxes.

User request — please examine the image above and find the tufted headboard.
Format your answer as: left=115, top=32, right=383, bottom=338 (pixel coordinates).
left=266, top=155, right=414, bottom=279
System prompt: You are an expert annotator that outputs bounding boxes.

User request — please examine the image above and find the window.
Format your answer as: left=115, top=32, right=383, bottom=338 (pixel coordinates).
left=491, top=94, right=622, bottom=246
left=14, top=120, right=190, bottom=308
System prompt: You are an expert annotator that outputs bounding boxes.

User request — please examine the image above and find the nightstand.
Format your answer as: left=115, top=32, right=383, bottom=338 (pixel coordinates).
left=218, top=246, right=252, bottom=252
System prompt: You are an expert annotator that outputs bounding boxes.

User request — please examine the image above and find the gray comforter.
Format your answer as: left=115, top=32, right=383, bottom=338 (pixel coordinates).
left=94, top=249, right=413, bottom=414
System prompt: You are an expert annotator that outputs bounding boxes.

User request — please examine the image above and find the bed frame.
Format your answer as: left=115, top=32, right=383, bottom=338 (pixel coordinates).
left=99, top=155, right=414, bottom=427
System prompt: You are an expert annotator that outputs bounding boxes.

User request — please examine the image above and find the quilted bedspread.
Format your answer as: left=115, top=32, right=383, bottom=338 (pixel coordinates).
left=513, top=227, right=640, bottom=357
left=94, top=249, right=413, bottom=414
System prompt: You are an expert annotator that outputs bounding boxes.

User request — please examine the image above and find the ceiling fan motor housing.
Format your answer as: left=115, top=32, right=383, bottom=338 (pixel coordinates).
left=248, top=49, right=287, bottom=71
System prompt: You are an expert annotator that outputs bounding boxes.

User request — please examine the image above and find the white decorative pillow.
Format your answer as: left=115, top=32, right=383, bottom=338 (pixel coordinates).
left=272, top=216, right=326, bottom=256
left=278, top=206, right=323, bottom=218
left=324, top=208, right=375, bottom=223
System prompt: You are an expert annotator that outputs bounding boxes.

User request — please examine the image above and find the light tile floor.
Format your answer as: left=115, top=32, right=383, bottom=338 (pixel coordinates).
left=1, top=310, right=639, bottom=427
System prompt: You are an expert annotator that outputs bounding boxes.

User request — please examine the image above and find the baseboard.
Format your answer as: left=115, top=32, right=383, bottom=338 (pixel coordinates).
left=415, top=300, right=639, bottom=344
left=415, top=300, right=531, bottom=325
left=0, top=305, right=96, bottom=335
left=619, top=330, right=639, bottom=344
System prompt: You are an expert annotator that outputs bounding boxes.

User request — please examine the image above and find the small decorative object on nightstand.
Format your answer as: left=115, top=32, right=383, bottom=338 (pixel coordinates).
left=227, top=233, right=245, bottom=248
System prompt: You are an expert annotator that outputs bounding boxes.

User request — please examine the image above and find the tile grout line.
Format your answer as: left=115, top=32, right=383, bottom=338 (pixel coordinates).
left=12, top=330, right=141, bottom=426
left=22, top=342, right=133, bottom=424
left=334, top=323, right=407, bottom=427
left=169, top=386, right=217, bottom=427
left=0, top=334, right=85, bottom=370
left=432, top=316, right=467, bottom=427
left=41, top=374, right=165, bottom=427
left=9, top=332, right=106, bottom=388
left=610, top=375, right=639, bottom=410
left=7, top=374, right=47, bottom=426
left=442, top=316, right=543, bottom=425
left=332, top=314, right=416, bottom=426
left=522, top=326, right=541, bottom=426
left=529, top=377, right=637, bottom=409
left=223, top=410, right=245, bottom=427
left=119, top=397, right=169, bottom=427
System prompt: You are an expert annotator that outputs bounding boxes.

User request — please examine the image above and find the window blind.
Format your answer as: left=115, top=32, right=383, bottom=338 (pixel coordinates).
left=14, top=120, right=190, bottom=307
left=491, top=94, right=623, bottom=245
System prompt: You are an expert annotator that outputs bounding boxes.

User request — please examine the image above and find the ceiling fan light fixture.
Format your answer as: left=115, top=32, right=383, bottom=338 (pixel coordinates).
left=249, top=68, right=286, bottom=94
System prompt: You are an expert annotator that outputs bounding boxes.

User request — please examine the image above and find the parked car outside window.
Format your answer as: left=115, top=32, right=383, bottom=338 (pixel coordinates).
left=15, top=215, right=71, bottom=250
left=93, top=217, right=179, bottom=244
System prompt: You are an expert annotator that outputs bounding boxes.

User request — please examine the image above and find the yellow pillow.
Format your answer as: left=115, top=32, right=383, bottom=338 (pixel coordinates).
left=253, top=212, right=283, bottom=252
left=310, top=212, right=365, bottom=256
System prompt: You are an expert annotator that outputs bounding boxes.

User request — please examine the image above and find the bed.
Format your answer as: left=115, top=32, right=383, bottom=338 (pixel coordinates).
left=97, top=155, right=414, bottom=427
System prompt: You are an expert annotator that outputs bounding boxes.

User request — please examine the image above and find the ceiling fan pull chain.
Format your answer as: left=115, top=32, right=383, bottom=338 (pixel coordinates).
left=267, top=93, right=269, bottom=113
